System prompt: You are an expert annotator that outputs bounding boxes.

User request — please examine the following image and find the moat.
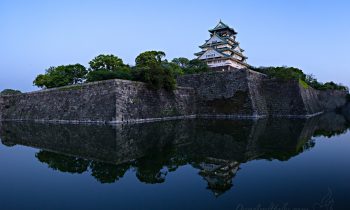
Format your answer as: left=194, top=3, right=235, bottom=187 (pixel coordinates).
left=0, top=113, right=350, bottom=209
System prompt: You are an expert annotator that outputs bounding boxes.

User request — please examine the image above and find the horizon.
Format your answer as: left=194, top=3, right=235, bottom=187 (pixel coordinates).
left=1, top=0, right=349, bottom=92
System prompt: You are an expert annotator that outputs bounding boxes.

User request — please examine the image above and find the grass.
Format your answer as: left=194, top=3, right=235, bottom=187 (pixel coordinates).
left=299, top=79, right=309, bottom=89
left=58, top=85, right=83, bottom=91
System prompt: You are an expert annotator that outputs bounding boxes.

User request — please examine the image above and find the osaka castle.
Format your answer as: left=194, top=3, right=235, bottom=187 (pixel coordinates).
left=195, top=20, right=249, bottom=71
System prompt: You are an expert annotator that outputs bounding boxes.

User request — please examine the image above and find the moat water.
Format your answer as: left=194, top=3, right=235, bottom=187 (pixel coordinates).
left=0, top=113, right=350, bottom=209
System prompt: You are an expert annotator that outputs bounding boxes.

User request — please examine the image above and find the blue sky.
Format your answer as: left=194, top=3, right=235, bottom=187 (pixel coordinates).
left=0, top=0, right=349, bottom=92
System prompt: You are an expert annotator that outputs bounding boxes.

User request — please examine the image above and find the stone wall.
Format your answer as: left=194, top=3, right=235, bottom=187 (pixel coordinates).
left=298, top=85, right=347, bottom=114
left=262, top=79, right=311, bottom=116
left=114, top=82, right=196, bottom=122
left=0, top=70, right=347, bottom=123
left=1, top=80, right=119, bottom=122
left=246, top=71, right=268, bottom=116
left=317, top=89, right=347, bottom=111
left=0, top=79, right=196, bottom=123
left=341, top=102, right=350, bottom=122
left=177, top=70, right=347, bottom=118
left=0, top=96, right=3, bottom=121
left=299, top=85, right=323, bottom=114
left=262, top=78, right=347, bottom=116
left=177, top=69, right=268, bottom=117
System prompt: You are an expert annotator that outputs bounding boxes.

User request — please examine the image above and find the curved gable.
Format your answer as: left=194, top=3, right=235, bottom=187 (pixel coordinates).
left=205, top=34, right=224, bottom=45
left=198, top=49, right=224, bottom=60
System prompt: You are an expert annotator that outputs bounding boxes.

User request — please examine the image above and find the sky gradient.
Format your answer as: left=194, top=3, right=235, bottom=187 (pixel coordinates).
left=1, top=0, right=349, bottom=92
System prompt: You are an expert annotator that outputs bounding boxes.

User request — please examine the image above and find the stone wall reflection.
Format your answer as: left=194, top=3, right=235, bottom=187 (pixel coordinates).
left=0, top=112, right=349, bottom=196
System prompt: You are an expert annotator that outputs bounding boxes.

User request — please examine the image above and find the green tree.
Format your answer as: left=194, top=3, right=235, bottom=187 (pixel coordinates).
left=162, top=61, right=184, bottom=78
left=68, top=64, right=88, bottom=84
left=33, top=64, right=87, bottom=88
left=252, top=66, right=349, bottom=91
left=135, top=51, right=165, bottom=67
left=86, top=54, right=132, bottom=82
left=171, top=57, right=190, bottom=68
left=162, top=65, right=177, bottom=90
left=185, top=59, right=209, bottom=74
left=1, top=89, right=22, bottom=95
left=257, top=66, right=306, bottom=80
left=170, top=58, right=209, bottom=74
left=133, top=51, right=176, bottom=90
left=89, top=54, right=126, bottom=71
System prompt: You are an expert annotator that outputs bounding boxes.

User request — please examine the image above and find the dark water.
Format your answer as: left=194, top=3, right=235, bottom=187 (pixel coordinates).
left=0, top=113, right=350, bottom=210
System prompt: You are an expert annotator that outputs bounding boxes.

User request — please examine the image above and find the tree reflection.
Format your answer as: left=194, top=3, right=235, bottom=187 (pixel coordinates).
left=36, top=151, right=89, bottom=173
left=36, top=150, right=132, bottom=183
left=133, top=147, right=175, bottom=184
left=1, top=112, right=350, bottom=196
left=90, top=161, right=130, bottom=183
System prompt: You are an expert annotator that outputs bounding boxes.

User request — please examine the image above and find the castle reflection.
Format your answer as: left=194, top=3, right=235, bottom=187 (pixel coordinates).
left=0, top=112, right=349, bottom=196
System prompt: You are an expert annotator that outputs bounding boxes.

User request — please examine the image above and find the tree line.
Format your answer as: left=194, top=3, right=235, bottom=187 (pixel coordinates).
left=33, top=51, right=209, bottom=91
left=251, top=66, right=348, bottom=91
left=3, top=58, right=348, bottom=94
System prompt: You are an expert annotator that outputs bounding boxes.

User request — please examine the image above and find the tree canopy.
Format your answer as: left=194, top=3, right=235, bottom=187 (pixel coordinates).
left=33, top=64, right=87, bottom=88
left=305, top=74, right=347, bottom=91
left=89, top=54, right=126, bottom=71
left=86, top=54, right=132, bottom=82
left=133, top=51, right=176, bottom=90
left=1, top=89, right=22, bottom=95
left=252, top=66, right=305, bottom=80
left=171, top=57, right=190, bottom=68
left=170, top=57, right=209, bottom=74
left=135, top=51, right=165, bottom=67
left=252, top=66, right=348, bottom=91
left=31, top=53, right=346, bottom=93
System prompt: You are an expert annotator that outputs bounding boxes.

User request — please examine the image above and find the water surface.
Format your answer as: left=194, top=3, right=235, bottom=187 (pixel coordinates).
left=0, top=113, right=349, bottom=209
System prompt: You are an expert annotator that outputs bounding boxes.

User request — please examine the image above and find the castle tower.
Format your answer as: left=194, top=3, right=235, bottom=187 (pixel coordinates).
left=195, top=20, right=249, bottom=71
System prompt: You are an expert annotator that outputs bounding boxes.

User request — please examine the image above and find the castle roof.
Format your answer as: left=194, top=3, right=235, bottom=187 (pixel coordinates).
left=196, top=47, right=226, bottom=58
left=195, top=46, right=247, bottom=59
left=209, top=20, right=237, bottom=34
left=216, top=47, right=248, bottom=59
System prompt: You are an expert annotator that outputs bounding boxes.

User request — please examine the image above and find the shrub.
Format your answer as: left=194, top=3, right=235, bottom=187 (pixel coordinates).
left=134, top=51, right=176, bottom=90
left=86, top=68, right=132, bottom=82
left=252, top=66, right=305, bottom=80
left=1, top=89, right=22, bottom=95
left=86, top=54, right=132, bottom=82
left=33, top=64, right=87, bottom=88
left=171, top=57, right=209, bottom=74
left=299, top=79, right=309, bottom=89
left=252, top=66, right=349, bottom=91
